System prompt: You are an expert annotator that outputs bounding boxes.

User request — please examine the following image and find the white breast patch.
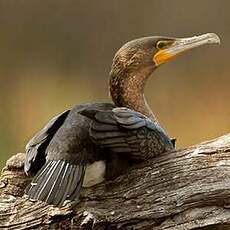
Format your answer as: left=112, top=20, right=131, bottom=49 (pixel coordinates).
left=82, top=160, right=106, bottom=187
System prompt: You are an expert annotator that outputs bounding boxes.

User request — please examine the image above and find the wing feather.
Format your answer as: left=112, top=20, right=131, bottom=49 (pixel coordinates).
left=79, top=107, right=175, bottom=161
left=24, top=110, right=70, bottom=175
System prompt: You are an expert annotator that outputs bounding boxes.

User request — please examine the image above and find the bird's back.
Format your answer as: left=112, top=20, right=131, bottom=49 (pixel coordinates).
left=46, top=102, right=115, bottom=164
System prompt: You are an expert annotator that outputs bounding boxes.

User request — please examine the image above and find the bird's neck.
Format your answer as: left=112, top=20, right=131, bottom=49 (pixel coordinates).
left=109, top=67, right=157, bottom=120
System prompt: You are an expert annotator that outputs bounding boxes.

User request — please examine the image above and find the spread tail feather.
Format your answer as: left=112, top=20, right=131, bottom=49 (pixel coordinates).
left=25, top=160, right=85, bottom=206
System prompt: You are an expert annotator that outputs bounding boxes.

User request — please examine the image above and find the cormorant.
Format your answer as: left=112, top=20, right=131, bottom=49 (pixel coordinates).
left=24, top=33, right=220, bottom=206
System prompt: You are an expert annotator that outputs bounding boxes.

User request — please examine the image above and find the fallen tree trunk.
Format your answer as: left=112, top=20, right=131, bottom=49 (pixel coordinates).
left=0, top=133, right=230, bottom=229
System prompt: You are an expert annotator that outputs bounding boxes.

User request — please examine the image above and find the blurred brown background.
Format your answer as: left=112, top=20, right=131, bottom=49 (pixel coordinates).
left=0, top=0, right=229, bottom=168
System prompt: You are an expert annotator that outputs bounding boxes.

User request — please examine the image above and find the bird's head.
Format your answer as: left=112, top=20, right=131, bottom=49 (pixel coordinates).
left=109, top=33, right=220, bottom=116
left=110, top=33, right=220, bottom=77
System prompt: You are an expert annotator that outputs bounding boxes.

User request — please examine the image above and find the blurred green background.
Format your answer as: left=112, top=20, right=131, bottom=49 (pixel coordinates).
left=0, top=0, right=229, bottom=169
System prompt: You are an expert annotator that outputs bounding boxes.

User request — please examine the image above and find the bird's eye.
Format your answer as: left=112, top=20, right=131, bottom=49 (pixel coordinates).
left=156, top=41, right=168, bottom=49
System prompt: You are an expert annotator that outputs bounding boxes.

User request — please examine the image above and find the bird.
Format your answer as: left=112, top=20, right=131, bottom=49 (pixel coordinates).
left=24, top=33, right=220, bottom=206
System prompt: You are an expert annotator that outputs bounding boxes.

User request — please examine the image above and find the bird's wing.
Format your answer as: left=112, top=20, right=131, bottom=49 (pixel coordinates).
left=25, top=159, right=85, bottom=206
left=79, top=107, right=175, bottom=161
left=25, top=103, right=115, bottom=206
left=24, top=110, right=70, bottom=175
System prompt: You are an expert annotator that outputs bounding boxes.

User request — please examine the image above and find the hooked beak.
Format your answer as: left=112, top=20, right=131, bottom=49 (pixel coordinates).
left=153, top=33, right=220, bottom=66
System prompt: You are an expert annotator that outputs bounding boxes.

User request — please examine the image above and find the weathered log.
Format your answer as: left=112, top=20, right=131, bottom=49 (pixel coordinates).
left=0, top=133, right=230, bottom=229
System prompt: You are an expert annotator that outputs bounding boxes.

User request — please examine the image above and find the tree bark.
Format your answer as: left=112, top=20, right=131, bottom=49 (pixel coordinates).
left=0, top=133, right=230, bottom=229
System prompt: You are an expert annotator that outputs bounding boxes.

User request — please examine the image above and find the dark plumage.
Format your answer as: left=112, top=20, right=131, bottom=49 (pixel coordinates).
left=80, top=107, right=173, bottom=160
left=24, top=33, right=220, bottom=206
